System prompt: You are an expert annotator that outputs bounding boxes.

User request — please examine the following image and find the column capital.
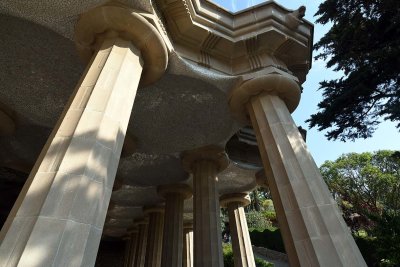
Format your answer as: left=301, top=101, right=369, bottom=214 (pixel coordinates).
left=220, top=193, right=251, bottom=208
left=75, top=4, right=168, bottom=86
left=228, top=73, right=301, bottom=124
left=134, top=218, right=149, bottom=226
left=143, top=205, right=165, bottom=215
left=157, top=184, right=193, bottom=199
left=181, top=145, right=229, bottom=173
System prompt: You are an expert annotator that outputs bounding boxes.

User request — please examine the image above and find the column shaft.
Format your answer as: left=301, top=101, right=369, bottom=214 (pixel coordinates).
left=248, top=94, right=366, bottom=266
left=227, top=203, right=255, bottom=267
left=161, top=194, right=184, bottom=267
left=128, top=232, right=139, bottom=267
left=193, top=160, right=223, bottom=267
left=134, top=223, right=148, bottom=267
left=144, top=212, right=164, bottom=267
left=183, top=229, right=193, bottom=267
left=124, top=239, right=131, bottom=267
left=0, top=37, right=143, bottom=267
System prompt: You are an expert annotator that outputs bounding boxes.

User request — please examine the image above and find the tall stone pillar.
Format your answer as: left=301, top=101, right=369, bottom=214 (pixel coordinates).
left=133, top=219, right=149, bottom=267
left=157, top=184, right=192, bottom=267
left=0, top=5, right=167, bottom=267
left=229, top=74, right=367, bottom=266
left=220, top=193, right=255, bottom=267
left=123, top=237, right=132, bottom=267
left=127, top=229, right=139, bottom=267
left=183, top=222, right=194, bottom=267
left=182, top=146, right=229, bottom=267
left=144, top=206, right=165, bottom=267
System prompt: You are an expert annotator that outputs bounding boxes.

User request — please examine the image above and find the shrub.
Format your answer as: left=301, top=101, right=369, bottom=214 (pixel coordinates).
left=262, top=211, right=277, bottom=221
left=223, top=244, right=274, bottom=267
left=261, top=199, right=274, bottom=210
left=255, top=257, right=274, bottom=267
left=250, top=229, right=285, bottom=253
left=246, top=211, right=273, bottom=231
left=222, top=243, right=234, bottom=267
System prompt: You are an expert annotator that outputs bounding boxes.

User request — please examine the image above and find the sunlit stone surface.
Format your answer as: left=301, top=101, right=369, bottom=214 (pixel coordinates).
left=0, top=37, right=143, bottom=267
left=220, top=193, right=255, bottom=267
left=229, top=74, right=367, bottom=266
left=0, top=0, right=366, bottom=266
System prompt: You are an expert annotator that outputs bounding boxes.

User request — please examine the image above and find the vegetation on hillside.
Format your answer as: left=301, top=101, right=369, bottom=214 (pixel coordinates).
left=222, top=243, right=273, bottom=267
left=320, top=150, right=400, bottom=265
left=223, top=150, right=400, bottom=265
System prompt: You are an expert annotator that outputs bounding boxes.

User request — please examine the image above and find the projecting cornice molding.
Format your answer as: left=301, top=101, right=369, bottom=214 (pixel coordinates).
left=155, top=0, right=313, bottom=83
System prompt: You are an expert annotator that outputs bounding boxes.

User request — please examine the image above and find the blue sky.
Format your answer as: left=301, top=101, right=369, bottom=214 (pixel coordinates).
left=211, top=0, right=400, bottom=166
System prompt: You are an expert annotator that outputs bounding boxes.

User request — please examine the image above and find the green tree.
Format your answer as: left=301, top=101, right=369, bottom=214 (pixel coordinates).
left=320, top=150, right=400, bottom=265
left=245, top=189, right=277, bottom=231
left=307, top=0, right=400, bottom=141
left=249, top=189, right=261, bottom=211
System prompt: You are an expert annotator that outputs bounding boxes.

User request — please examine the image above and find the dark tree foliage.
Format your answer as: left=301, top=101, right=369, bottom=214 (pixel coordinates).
left=307, top=0, right=400, bottom=141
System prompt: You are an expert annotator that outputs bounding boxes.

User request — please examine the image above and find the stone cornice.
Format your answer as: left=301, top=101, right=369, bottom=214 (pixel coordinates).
left=154, top=0, right=313, bottom=83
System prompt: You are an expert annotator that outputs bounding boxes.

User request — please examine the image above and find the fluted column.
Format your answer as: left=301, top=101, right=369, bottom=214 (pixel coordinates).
left=183, top=222, right=194, bottom=267
left=133, top=219, right=149, bottom=267
left=0, top=36, right=142, bottom=267
left=123, top=237, right=132, bottom=267
left=144, top=206, right=165, bottom=267
left=122, top=228, right=139, bottom=267
left=0, top=5, right=167, bottom=267
left=182, top=146, right=229, bottom=267
left=158, top=184, right=192, bottom=267
left=220, top=193, right=255, bottom=267
left=229, top=74, right=366, bottom=267
left=127, top=228, right=139, bottom=267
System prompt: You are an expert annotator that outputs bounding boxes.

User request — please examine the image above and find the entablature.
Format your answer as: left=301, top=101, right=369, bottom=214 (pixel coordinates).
left=154, top=0, right=313, bottom=83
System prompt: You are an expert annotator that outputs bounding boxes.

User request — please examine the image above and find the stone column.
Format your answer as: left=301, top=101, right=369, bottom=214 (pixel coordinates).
left=123, top=237, right=132, bottom=267
left=144, top=206, right=165, bottom=267
left=183, top=222, right=194, bottom=267
left=157, top=184, right=192, bottom=267
left=220, top=193, right=255, bottom=267
left=182, top=146, right=229, bottom=267
left=133, top=219, right=149, bottom=267
left=127, top=228, right=139, bottom=267
left=229, top=73, right=367, bottom=266
left=0, top=5, right=167, bottom=267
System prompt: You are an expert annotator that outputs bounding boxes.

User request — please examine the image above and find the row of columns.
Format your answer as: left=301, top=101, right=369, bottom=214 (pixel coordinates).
left=125, top=218, right=193, bottom=267
left=123, top=182, right=256, bottom=267
left=0, top=3, right=367, bottom=267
